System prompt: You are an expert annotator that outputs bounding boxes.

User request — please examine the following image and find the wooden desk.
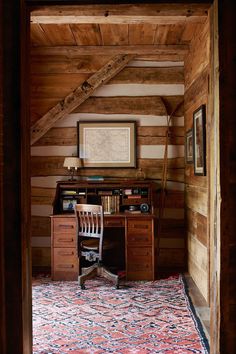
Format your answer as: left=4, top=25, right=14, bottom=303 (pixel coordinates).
left=51, top=213, right=157, bottom=281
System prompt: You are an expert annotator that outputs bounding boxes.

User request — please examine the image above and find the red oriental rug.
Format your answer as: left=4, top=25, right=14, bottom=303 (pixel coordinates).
left=32, top=274, right=209, bottom=353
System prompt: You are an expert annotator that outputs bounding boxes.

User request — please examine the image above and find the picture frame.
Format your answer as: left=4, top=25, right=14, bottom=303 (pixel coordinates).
left=193, top=105, right=206, bottom=176
left=62, top=199, right=77, bottom=212
left=77, top=121, right=136, bottom=168
left=185, top=128, right=193, bottom=164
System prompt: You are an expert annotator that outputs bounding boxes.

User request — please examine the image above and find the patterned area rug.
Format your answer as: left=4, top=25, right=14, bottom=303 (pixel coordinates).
left=32, top=274, right=209, bottom=353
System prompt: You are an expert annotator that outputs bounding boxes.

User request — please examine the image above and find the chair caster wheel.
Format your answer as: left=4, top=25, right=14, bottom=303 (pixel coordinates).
left=81, top=284, right=85, bottom=290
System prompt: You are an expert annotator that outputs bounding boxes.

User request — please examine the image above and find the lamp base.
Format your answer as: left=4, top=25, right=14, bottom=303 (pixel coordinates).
left=68, top=167, right=78, bottom=181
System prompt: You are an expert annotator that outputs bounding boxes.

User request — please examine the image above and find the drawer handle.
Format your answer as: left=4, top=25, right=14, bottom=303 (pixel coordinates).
left=58, top=264, right=74, bottom=269
left=58, top=251, right=75, bottom=256
left=58, top=238, right=74, bottom=242
left=58, top=224, right=74, bottom=229
left=106, top=221, right=123, bottom=226
left=130, top=237, right=149, bottom=242
left=132, top=251, right=149, bottom=256
left=132, top=225, right=149, bottom=229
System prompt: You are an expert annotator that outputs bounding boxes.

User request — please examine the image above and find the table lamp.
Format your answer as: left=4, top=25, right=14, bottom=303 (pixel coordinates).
left=63, top=157, right=82, bottom=181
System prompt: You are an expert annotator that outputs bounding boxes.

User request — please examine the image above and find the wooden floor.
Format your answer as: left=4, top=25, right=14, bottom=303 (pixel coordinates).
left=184, top=273, right=210, bottom=341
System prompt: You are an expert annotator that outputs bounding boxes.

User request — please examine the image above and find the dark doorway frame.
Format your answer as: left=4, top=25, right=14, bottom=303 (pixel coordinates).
left=0, top=1, right=31, bottom=353
left=1, top=1, right=236, bottom=353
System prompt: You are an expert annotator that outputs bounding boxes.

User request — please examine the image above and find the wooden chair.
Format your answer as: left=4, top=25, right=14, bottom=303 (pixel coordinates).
left=75, top=204, right=119, bottom=289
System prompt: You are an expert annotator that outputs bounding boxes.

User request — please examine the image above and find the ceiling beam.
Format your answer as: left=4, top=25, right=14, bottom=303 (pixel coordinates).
left=30, top=4, right=209, bottom=24
left=31, top=54, right=134, bottom=145
left=31, top=44, right=189, bottom=56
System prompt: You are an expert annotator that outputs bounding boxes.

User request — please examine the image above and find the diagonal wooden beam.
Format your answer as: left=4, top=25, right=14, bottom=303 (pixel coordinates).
left=31, top=54, right=134, bottom=145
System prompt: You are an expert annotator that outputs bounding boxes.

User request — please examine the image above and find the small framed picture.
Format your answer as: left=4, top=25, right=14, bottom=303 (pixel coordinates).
left=193, top=105, right=206, bottom=176
left=62, top=199, right=77, bottom=212
left=185, top=129, right=193, bottom=164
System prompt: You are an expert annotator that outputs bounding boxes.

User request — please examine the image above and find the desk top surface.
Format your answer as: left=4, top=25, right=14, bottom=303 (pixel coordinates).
left=51, top=212, right=157, bottom=219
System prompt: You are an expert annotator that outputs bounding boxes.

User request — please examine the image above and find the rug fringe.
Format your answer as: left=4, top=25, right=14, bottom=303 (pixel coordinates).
left=181, top=274, right=210, bottom=353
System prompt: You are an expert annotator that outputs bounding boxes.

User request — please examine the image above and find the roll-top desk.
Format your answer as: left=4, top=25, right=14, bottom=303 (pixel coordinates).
left=51, top=179, right=159, bottom=281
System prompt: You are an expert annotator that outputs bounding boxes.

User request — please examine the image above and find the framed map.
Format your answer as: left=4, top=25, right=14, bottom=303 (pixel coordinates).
left=77, top=121, right=136, bottom=168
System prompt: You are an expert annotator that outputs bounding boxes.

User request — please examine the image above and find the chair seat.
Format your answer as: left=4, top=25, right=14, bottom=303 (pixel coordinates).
left=81, top=238, right=114, bottom=251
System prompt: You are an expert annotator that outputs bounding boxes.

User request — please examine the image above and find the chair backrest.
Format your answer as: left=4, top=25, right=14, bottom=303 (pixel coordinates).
left=74, top=204, right=104, bottom=261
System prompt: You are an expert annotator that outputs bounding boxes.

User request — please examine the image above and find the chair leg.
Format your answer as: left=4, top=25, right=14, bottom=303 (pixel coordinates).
left=98, top=265, right=119, bottom=288
left=78, top=264, right=98, bottom=289
left=81, top=264, right=96, bottom=275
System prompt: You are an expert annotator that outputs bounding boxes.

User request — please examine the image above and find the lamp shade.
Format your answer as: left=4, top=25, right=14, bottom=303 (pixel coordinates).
left=63, top=157, right=82, bottom=170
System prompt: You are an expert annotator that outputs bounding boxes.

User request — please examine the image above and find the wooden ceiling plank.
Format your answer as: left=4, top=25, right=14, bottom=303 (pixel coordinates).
left=166, top=24, right=186, bottom=45
left=40, top=24, right=76, bottom=46
left=31, top=44, right=189, bottom=56
left=30, top=4, right=209, bottom=24
left=100, top=24, right=129, bottom=45
left=154, top=25, right=169, bottom=45
left=181, top=22, right=201, bottom=43
left=70, top=24, right=102, bottom=46
left=31, top=23, right=52, bottom=46
left=30, top=54, right=134, bottom=145
left=128, top=24, right=157, bottom=45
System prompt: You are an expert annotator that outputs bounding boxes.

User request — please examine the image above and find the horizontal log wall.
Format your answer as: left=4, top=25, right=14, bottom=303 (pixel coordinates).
left=184, top=17, right=210, bottom=302
left=30, top=55, right=185, bottom=271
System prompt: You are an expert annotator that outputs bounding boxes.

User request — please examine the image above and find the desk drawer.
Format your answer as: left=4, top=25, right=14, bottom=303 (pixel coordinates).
left=126, top=247, right=153, bottom=280
left=53, top=248, right=78, bottom=280
left=127, top=219, right=152, bottom=235
left=54, top=247, right=77, bottom=259
left=127, top=219, right=152, bottom=244
left=127, top=233, right=152, bottom=244
left=127, top=247, right=152, bottom=269
left=54, top=233, right=76, bottom=247
left=53, top=218, right=76, bottom=234
left=104, top=217, right=125, bottom=228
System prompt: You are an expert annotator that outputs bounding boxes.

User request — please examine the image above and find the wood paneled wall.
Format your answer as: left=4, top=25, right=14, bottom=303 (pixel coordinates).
left=30, top=55, right=185, bottom=271
left=184, top=18, right=210, bottom=302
